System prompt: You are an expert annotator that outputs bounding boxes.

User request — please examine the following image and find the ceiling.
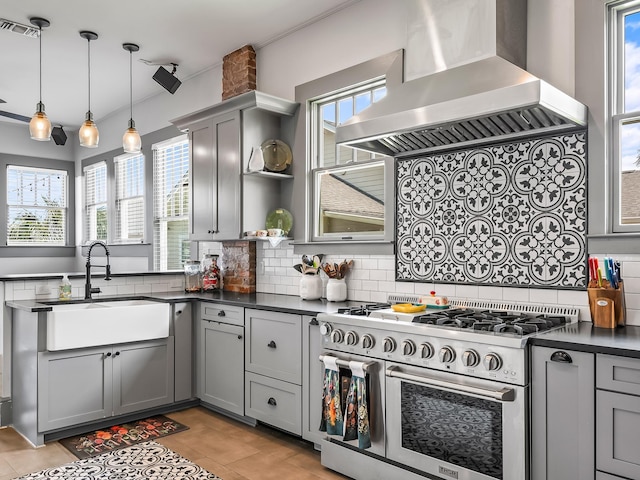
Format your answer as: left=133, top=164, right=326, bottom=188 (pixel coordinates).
left=0, top=0, right=358, bottom=130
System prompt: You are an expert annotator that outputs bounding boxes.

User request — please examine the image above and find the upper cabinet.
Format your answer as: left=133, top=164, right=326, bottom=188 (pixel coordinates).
left=171, top=91, right=299, bottom=241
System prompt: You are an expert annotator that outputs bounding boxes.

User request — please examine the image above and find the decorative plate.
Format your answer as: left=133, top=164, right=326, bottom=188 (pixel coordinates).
left=391, top=303, right=426, bottom=313
left=261, top=139, right=292, bottom=172
left=265, top=208, right=293, bottom=235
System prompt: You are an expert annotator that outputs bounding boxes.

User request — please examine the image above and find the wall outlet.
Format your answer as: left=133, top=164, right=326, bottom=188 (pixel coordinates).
left=259, top=261, right=265, bottom=275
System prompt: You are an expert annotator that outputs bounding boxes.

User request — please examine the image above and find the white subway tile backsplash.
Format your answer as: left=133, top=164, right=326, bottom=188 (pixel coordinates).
left=478, top=286, right=503, bottom=300
left=529, top=289, right=558, bottom=305
left=455, top=285, right=479, bottom=299
left=503, top=288, right=529, bottom=303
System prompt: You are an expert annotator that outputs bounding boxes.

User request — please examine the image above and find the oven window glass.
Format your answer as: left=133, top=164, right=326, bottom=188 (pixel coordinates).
left=401, top=382, right=503, bottom=479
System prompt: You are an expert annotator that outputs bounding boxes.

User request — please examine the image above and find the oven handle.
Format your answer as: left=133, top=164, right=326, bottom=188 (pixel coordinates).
left=319, top=354, right=377, bottom=372
left=385, top=366, right=515, bottom=402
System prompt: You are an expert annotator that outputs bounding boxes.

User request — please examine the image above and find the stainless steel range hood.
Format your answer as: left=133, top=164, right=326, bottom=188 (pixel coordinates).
left=335, top=2, right=587, bottom=157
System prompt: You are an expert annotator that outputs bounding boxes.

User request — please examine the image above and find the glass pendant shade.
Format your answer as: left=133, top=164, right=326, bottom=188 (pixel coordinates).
left=122, top=43, right=141, bottom=153
left=123, top=120, right=141, bottom=153
left=29, top=102, right=52, bottom=141
left=79, top=112, right=99, bottom=148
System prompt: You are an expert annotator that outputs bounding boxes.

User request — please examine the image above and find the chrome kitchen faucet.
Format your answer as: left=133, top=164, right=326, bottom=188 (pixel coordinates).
left=85, top=240, right=111, bottom=299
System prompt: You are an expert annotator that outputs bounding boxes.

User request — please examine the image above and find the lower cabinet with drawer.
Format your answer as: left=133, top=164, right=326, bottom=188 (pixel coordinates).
left=244, top=308, right=302, bottom=435
left=596, top=354, right=640, bottom=480
left=198, top=303, right=245, bottom=417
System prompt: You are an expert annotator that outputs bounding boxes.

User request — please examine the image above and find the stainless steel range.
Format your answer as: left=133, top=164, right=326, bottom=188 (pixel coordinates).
left=317, top=296, right=578, bottom=480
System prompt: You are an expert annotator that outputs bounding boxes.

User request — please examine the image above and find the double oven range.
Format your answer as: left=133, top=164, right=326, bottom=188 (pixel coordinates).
left=317, top=296, right=578, bottom=480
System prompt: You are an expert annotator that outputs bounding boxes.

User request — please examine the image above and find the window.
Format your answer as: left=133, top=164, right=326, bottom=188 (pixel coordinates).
left=611, top=1, right=640, bottom=231
left=84, top=162, right=107, bottom=242
left=6, top=165, right=67, bottom=245
left=310, top=81, right=389, bottom=240
left=114, top=153, right=145, bottom=243
left=152, top=135, right=190, bottom=270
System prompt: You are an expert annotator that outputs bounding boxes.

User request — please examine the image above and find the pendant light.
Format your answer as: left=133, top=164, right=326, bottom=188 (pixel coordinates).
left=29, top=17, right=52, bottom=141
left=122, top=43, right=141, bottom=153
left=78, top=31, right=99, bottom=148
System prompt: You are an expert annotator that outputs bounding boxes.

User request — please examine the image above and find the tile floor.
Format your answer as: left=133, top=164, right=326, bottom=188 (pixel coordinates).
left=0, top=407, right=351, bottom=480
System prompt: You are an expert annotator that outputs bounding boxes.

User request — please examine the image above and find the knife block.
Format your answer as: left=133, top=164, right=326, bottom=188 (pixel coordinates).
left=588, top=282, right=626, bottom=328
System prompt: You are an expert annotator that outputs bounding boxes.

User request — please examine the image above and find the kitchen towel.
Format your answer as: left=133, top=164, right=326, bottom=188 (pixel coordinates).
left=319, top=356, right=344, bottom=436
left=343, top=361, right=371, bottom=449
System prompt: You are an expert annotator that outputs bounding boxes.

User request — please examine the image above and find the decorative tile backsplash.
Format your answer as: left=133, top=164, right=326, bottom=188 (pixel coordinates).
left=395, top=131, right=587, bottom=289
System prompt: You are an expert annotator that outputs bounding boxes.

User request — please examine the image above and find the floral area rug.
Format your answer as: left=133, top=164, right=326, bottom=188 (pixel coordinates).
left=59, top=415, right=189, bottom=459
left=14, top=440, right=221, bottom=480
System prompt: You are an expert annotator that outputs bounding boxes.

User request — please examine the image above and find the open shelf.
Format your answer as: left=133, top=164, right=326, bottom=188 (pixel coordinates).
left=244, top=170, right=293, bottom=179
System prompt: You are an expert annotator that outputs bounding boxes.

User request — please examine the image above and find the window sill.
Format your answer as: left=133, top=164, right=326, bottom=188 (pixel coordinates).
left=292, top=240, right=394, bottom=256
left=588, top=233, right=640, bottom=254
left=0, top=246, right=76, bottom=257
left=81, top=243, right=151, bottom=257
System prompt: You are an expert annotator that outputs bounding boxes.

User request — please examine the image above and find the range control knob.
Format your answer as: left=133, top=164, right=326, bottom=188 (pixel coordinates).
left=401, top=340, right=416, bottom=356
left=361, top=334, right=375, bottom=350
left=382, top=337, right=396, bottom=353
left=345, top=331, right=359, bottom=346
left=320, top=323, right=333, bottom=336
left=439, top=346, right=456, bottom=364
left=462, top=349, right=480, bottom=367
left=420, top=342, right=434, bottom=359
left=330, top=329, right=344, bottom=344
left=483, top=353, right=502, bottom=371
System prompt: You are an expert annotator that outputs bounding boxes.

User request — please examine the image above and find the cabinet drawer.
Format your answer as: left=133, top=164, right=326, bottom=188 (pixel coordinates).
left=245, top=309, right=301, bottom=383
left=245, top=372, right=301, bottom=435
left=597, top=354, right=640, bottom=395
left=201, top=303, right=244, bottom=326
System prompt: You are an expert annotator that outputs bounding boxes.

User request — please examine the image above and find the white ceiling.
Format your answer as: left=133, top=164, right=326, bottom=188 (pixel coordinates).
left=0, top=0, right=357, bottom=130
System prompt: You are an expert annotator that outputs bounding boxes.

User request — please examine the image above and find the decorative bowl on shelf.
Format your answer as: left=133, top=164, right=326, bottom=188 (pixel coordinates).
left=265, top=208, right=293, bottom=236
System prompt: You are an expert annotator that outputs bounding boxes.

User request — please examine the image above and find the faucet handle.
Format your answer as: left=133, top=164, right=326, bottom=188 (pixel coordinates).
left=105, top=265, right=112, bottom=281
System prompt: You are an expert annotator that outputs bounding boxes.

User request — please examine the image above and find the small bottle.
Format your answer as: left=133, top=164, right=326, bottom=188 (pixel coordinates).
left=59, top=275, right=72, bottom=300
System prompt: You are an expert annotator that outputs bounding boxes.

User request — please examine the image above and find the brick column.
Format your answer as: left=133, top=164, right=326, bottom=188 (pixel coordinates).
left=222, top=45, right=256, bottom=100
left=221, top=240, right=256, bottom=293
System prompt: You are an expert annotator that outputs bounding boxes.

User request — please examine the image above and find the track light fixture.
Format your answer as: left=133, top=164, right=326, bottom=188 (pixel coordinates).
left=78, top=31, right=99, bottom=148
left=122, top=43, right=141, bottom=153
left=29, top=17, right=52, bottom=141
left=153, top=64, right=181, bottom=94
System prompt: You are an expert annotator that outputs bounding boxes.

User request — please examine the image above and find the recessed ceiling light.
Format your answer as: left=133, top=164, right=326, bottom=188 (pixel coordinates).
left=0, top=18, right=40, bottom=38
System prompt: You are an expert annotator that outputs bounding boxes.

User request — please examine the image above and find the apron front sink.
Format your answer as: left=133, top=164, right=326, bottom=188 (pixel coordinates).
left=46, top=300, right=170, bottom=351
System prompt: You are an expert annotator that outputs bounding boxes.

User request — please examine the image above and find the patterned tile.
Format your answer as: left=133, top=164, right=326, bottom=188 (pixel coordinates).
left=396, top=131, right=587, bottom=289
left=14, top=441, right=221, bottom=480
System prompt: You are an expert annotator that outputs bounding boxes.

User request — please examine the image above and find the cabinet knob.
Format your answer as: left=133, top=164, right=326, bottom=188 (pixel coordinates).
left=105, top=352, right=112, bottom=358
left=237, top=335, right=243, bottom=340
left=114, top=351, right=120, bottom=357
left=267, top=397, right=277, bottom=406
left=267, top=340, right=277, bottom=349
left=309, top=317, right=319, bottom=326
left=218, top=310, right=226, bottom=317
left=550, top=351, right=572, bottom=363
left=176, top=310, right=182, bottom=315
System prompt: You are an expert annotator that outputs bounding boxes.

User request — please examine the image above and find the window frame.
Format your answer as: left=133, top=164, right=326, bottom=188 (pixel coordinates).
left=0, top=153, right=75, bottom=256
left=292, top=49, right=403, bottom=254
left=114, top=152, right=146, bottom=244
left=83, top=161, right=108, bottom=243
left=609, top=1, right=640, bottom=233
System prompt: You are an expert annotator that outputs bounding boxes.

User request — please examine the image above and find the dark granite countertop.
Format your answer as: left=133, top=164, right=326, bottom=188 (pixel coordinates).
left=6, top=291, right=355, bottom=316
left=530, top=321, right=640, bottom=358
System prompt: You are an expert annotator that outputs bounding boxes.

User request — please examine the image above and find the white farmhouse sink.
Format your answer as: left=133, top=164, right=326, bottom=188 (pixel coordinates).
left=46, top=300, right=170, bottom=351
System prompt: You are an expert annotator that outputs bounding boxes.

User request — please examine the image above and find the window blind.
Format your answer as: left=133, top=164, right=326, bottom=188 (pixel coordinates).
left=152, top=136, right=189, bottom=270
left=114, top=153, right=145, bottom=243
left=6, top=165, right=67, bottom=245
left=83, top=162, right=107, bottom=243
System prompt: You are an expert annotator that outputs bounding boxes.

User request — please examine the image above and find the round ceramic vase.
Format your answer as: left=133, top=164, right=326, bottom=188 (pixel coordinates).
left=326, top=278, right=347, bottom=302
left=300, top=274, right=322, bottom=300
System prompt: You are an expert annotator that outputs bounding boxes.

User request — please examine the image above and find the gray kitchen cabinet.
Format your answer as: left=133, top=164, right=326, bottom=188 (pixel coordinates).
left=197, top=303, right=245, bottom=417
left=531, top=345, right=595, bottom=480
left=244, top=308, right=302, bottom=435
left=173, top=302, right=195, bottom=402
left=38, top=337, right=175, bottom=432
left=596, top=354, right=640, bottom=480
left=170, top=91, right=299, bottom=241
left=302, top=315, right=323, bottom=446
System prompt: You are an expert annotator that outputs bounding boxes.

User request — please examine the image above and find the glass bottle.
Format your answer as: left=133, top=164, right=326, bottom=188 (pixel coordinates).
left=201, top=254, right=221, bottom=291
left=184, top=260, right=202, bottom=292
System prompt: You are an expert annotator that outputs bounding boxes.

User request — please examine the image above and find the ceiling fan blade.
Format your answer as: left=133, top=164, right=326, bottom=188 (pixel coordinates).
left=0, top=110, right=31, bottom=123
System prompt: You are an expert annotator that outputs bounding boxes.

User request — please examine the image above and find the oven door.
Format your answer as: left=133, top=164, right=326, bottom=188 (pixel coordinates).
left=319, top=351, right=385, bottom=457
left=385, top=362, right=527, bottom=480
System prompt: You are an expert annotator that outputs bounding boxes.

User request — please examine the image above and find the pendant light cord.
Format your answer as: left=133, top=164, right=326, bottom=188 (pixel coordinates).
left=38, top=26, right=43, bottom=104
left=87, top=37, right=91, bottom=113
left=129, top=49, right=133, bottom=122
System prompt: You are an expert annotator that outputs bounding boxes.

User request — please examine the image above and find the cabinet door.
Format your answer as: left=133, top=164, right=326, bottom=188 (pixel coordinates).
left=38, top=346, right=112, bottom=432
left=173, top=303, right=194, bottom=402
left=531, top=346, right=595, bottom=480
left=213, top=111, right=241, bottom=240
left=199, top=320, right=245, bottom=416
left=189, top=120, right=216, bottom=240
left=597, top=389, right=640, bottom=479
left=245, top=309, right=301, bottom=384
left=112, top=338, right=175, bottom=416
left=302, top=315, right=324, bottom=445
